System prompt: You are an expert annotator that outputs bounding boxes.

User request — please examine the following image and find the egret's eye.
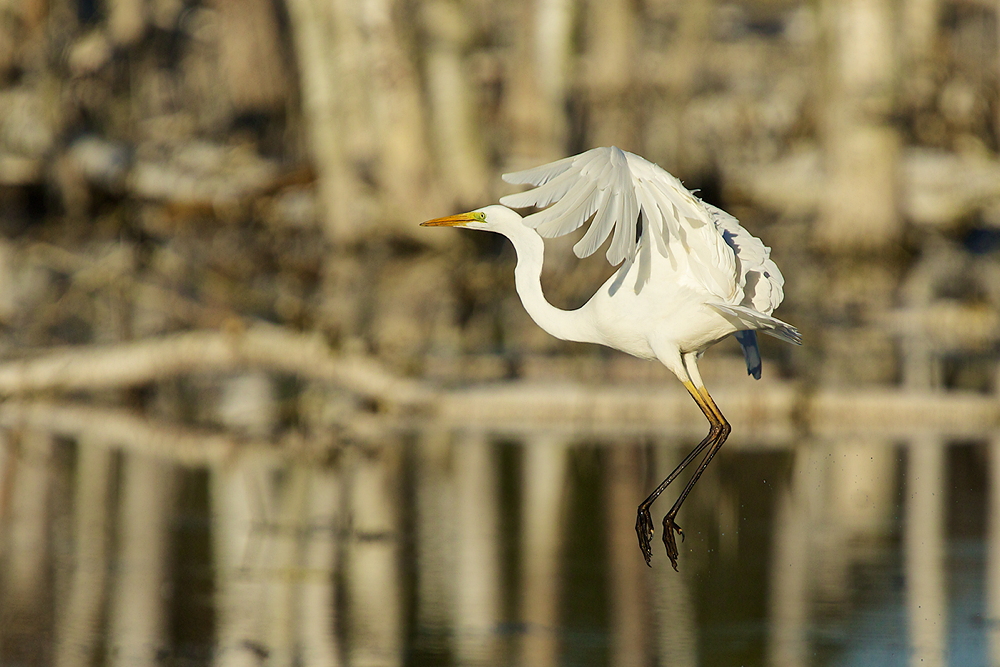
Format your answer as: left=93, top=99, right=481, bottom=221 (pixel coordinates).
left=475, top=212, right=486, bottom=221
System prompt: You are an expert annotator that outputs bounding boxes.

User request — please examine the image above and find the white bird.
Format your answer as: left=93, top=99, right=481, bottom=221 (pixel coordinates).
left=422, top=146, right=800, bottom=570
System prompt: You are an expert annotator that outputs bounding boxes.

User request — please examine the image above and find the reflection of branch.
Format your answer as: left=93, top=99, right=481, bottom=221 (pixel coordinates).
left=0, top=324, right=431, bottom=407
left=0, top=400, right=401, bottom=465
left=0, top=400, right=240, bottom=465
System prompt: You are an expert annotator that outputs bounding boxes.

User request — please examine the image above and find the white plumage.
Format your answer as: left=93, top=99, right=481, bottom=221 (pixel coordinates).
left=422, top=146, right=800, bottom=569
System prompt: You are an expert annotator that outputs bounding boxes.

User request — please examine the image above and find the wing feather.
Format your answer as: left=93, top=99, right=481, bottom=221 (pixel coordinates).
left=501, top=152, right=580, bottom=186
left=575, top=189, right=618, bottom=258
left=534, top=182, right=601, bottom=237
left=634, top=185, right=667, bottom=257
left=500, top=147, right=765, bottom=302
left=706, top=202, right=786, bottom=316
left=528, top=177, right=592, bottom=234
left=500, top=168, right=578, bottom=209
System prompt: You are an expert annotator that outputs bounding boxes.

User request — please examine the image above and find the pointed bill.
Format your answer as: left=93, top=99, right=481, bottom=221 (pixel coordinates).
left=420, top=212, right=483, bottom=227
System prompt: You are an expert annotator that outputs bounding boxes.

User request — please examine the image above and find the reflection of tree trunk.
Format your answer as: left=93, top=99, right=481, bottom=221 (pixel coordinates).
left=212, top=455, right=271, bottom=667
left=268, top=464, right=306, bottom=667
left=108, top=454, right=177, bottom=667
left=520, top=435, right=569, bottom=667
left=767, top=446, right=815, bottom=667
left=900, top=256, right=946, bottom=667
left=605, top=445, right=649, bottom=667
left=905, top=438, right=946, bottom=667
left=346, top=443, right=402, bottom=667
left=0, top=429, right=54, bottom=666
left=54, top=439, right=113, bottom=667
left=415, top=428, right=455, bottom=648
left=299, top=465, right=341, bottom=667
left=652, top=442, right=697, bottom=667
left=212, top=373, right=279, bottom=667
left=986, top=436, right=1000, bottom=666
left=453, top=431, right=500, bottom=667
left=815, top=438, right=895, bottom=605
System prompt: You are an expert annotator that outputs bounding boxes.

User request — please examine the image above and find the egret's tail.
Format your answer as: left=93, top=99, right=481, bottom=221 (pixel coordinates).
left=734, top=330, right=762, bottom=380
left=708, top=303, right=802, bottom=346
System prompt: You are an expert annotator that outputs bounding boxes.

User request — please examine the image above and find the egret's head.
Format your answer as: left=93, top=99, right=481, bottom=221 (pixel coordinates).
left=420, top=205, right=522, bottom=233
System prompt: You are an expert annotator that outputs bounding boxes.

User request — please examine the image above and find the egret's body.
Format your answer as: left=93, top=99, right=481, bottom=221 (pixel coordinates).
left=422, top=147, right=800, bottom=569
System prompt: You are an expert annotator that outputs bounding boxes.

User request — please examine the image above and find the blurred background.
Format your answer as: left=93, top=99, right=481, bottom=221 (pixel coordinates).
left=0, top=0, right=999, bottom=665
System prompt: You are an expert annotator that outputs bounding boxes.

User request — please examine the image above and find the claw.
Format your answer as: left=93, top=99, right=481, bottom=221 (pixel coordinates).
left=635, top=507, right=654, bottom=566
left=662, top=515, right=683, bottom=572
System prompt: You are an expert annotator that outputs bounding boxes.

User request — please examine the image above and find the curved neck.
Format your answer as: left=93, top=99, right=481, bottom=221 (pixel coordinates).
left=504, top=224, right=599, bottom=345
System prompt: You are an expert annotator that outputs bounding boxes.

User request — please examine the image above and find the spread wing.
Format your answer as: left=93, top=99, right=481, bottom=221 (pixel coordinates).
left=500, top=146, right=738, bottom=298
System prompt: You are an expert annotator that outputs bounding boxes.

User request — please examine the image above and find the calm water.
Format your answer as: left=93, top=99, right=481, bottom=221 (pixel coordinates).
left=2, top=436, right=993, bottom=666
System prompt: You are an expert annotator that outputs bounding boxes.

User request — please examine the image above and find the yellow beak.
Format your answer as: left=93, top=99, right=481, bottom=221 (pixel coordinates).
left=420, top=212, right=480, bottom=227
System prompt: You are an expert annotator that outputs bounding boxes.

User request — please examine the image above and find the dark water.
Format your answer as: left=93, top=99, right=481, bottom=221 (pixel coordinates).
left=2, top=437, right=992, bottom=666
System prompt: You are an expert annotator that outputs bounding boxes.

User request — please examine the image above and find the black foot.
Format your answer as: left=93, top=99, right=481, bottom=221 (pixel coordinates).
left=662, top=515, right=684, bottom=572
left=635, top=506, right=654, bottom=566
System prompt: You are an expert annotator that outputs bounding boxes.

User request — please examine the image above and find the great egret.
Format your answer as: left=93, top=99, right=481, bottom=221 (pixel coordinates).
left=422, top=146, right=800, bottom=569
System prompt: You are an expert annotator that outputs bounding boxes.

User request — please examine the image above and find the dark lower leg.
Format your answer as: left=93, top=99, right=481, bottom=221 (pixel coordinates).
left=661, top=422, right=730, bottom=571
left=634, top=429, right=718, bottom=566
left=635, top=381, right=722, bottom=567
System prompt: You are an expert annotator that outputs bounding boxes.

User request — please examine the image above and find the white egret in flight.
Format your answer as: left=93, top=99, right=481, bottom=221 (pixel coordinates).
left=422, top=146, right=800, bottom=569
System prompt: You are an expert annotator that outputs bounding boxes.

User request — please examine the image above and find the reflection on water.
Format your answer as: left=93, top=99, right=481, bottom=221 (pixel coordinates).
left=0, top=434, right=995, bottom=666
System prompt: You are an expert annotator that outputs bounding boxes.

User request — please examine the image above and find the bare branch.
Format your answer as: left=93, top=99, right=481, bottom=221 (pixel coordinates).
left=0, top=324, right=431, bottom=407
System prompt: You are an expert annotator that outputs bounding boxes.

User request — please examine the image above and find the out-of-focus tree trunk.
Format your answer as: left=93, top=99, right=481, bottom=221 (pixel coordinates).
left=284, top=0, right=369, bottom=243
left=506, top=0, right=576, bottom=166
left=421, top=0, right=488, bottom=208
left=901, top=0, right=939, bottom=66
left=644, top=0, right=713, bottom=174
left=209, top=0, right=290, bottom=115
left=817, top=0, right=900, bottom=251
left=109, top=0, right=147, bottom=46
left=584, top=0, right=637, bottom=149
left=365, top=0, right=439, bottom=224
